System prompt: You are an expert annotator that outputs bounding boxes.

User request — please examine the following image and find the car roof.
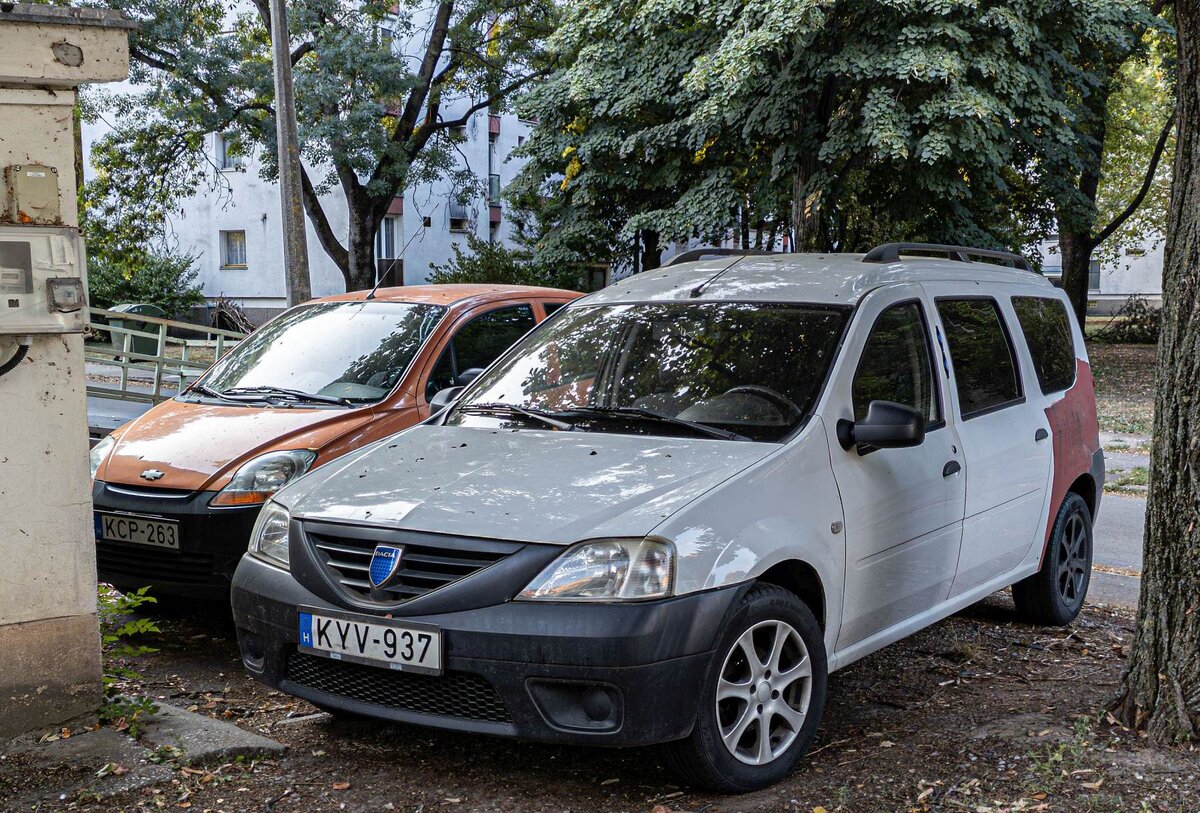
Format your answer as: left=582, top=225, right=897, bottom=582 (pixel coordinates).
left=582, top=253, right=1055, bottom=307
left=314, top=283, right=581, bottom=308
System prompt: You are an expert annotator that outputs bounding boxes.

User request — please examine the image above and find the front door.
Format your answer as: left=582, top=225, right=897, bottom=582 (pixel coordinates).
left=825, top=287, right=966, bottom=650
left=924, top=287, right=1053, bottom=596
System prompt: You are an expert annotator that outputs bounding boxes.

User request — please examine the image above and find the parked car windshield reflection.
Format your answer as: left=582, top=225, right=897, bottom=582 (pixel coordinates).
left=198, top=301, right=447, bottom=405
left=451, top=302, right=848, bottom=442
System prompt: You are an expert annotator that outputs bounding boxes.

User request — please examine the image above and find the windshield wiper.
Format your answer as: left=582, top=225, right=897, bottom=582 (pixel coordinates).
left=221, top=386, right=352, bottom=406
left=188, top=383, right=256, bottom=403
left=562, top=406, right=748, bottom=441
left=458, top=402, right=575, bottom=431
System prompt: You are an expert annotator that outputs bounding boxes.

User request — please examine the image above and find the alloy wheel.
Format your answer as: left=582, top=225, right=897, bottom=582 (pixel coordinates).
left=1057, top=513, right=1089, bottom=606
left=715, top=619, right=813, bottom=766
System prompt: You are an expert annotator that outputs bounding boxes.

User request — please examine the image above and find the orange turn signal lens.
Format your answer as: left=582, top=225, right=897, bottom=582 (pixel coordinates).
left=210, top=490, right=271, bottom=507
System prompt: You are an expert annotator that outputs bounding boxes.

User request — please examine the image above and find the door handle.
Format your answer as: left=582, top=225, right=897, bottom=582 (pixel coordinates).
left=1035, top=428, right=1049, bottom=442
left=942, top=460, right=961, bottom=477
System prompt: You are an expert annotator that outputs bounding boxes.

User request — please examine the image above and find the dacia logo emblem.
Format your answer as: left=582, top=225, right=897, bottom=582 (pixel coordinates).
left=140, top=469, right=165, bottom=481
left=369, top=544, right=404, bottom=589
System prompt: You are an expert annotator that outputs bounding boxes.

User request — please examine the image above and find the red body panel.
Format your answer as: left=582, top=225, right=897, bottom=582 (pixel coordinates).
left=1042, top=359, right=1101, bottom=546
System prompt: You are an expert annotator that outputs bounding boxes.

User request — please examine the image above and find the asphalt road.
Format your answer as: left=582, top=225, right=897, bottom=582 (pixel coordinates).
left=1090, top=491, right=1146, bottom=609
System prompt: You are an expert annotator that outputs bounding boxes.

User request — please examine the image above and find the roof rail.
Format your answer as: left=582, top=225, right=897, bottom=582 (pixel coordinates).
left=862, top=242, right=1032, bottom=272
left=666, top=248, right=776, bottom=267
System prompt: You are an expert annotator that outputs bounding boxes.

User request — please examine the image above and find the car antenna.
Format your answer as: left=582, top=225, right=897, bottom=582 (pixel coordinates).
left=365, top=207, right=434, bottom=300
left=690, top=255, right=747, bottom=298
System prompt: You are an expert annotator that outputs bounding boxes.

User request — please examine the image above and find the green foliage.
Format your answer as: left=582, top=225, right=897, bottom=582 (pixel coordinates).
left=1091, top=294, right=1163, bottom=344
left=515, top=0, right=1152, bottom=261
left=1095, top=30, right=1175, bottom=265
left=427, top=233, right=586, bottom=290
left=71, top=0, right=558, bottom=290
left=97, top=585, right=160, bottom=735
left=87, top=251, right=205, bottom=316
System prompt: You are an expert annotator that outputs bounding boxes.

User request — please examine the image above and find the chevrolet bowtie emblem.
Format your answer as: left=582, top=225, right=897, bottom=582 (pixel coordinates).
left=140, top=469, right=165, bottom=481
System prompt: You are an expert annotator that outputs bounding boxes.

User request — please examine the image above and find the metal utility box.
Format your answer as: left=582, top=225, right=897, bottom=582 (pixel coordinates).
left=5, top=163, right=61, bottom=224
left=0, top=224, right=86, bottom=334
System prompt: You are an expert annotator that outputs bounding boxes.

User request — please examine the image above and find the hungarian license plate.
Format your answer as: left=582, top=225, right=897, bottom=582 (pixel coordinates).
left=94, top=511, right=180, bottom=551
left=297, top=607, right=441, bottom=675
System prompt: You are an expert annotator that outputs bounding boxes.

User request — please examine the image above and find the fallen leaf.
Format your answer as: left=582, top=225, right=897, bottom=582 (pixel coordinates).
left=332, top=781, right=350, bottom=791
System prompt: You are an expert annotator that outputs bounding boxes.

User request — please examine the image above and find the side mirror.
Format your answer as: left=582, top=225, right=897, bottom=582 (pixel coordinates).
left=428, top=386, right=464, bottom=416
left=456, top=367, right=484, bottom=387
left=836, top=400, right=926, bottom=454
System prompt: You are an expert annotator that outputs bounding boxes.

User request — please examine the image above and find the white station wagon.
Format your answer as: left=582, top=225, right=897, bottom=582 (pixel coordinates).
left=232, top=244, right=1103, bottom=792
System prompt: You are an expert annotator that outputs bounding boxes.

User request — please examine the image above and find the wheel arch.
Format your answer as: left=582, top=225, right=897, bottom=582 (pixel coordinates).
left=755, top=559, right=827, bottom=631
left=1067, top=472, right=1097, bottom=519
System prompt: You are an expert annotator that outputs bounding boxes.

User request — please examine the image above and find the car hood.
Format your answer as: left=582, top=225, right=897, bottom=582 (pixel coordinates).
left=276, top=424, right=776, bottom=544
left=100, top=398, right=376, bottom=491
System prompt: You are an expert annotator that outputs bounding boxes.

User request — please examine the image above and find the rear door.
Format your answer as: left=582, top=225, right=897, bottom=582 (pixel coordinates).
left=924, top=285, right=1054, bottom=596
left=825, top=285, right=966, bottom=649
left=417, top=302, right=538, bottom=414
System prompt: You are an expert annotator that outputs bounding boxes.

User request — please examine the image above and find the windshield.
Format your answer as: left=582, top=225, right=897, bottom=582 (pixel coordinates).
left=451, top=302, right=848, bottom=442
left=199, top=301, right=446, bottom=405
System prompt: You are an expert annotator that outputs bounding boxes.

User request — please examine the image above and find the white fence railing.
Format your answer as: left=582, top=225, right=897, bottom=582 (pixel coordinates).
left=85, top=307, right=246, bottom=405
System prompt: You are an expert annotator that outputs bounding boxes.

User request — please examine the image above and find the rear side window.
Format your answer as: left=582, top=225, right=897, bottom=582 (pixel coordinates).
left=543, top=301, right=568, bottom=316
left=852, top=301, right=941, bottom=425
left=1011, top=296, right=1076, bottom=394
left=936, top=298, right=1023, bottom=417
left=426, top=304, right=537, bottom=397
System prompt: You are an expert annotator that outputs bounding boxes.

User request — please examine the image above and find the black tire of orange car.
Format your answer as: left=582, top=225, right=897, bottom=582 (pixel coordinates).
left=664, top=583, right=827, bottom=793
left=1012, top=492, right=1093, bottom=626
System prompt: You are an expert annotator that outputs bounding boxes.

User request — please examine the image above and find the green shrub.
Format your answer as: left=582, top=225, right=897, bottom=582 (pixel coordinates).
left=1091, top=294, right=1162, bottom=345
left=97, top=585, right=160, bottom=735
left=88, top=252, right=205, bottom=318
left=427, top=233, right=586, bottom=291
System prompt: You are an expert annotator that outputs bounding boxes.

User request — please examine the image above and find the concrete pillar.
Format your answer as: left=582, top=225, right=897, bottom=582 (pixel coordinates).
left=0, top=4, right=135, bottom=739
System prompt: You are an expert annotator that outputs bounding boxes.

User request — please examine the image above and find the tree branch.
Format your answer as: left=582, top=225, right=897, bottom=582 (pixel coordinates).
left=299, top=164, right=350, bottom=280
left=1092, top=115, right=1174, bottom=248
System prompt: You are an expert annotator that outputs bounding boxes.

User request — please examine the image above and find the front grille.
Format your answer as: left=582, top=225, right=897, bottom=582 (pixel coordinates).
left=304, top=523, right=521, bottom=603
left=96, top=540, right=219, bottom=585
left=286, top=651, right=511, bottom=723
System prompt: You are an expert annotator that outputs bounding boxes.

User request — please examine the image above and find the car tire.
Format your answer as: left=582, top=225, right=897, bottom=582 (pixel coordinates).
left=664, top=583, right=827, bottom=793
left=1012, top=492, right=1093, bottom=626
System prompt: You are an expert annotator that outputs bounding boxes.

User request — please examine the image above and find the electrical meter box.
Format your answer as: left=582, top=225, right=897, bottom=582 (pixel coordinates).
left=0, top=225, right=87, bottom=334
left=5, top=164, right=62, bottom=225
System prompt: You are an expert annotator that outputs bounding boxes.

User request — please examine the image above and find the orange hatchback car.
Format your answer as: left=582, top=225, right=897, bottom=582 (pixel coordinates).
left=89, top=284, right=580, bottom=599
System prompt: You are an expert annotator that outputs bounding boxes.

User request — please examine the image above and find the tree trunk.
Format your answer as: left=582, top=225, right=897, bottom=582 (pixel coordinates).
left=1112, top=0, right=1200, bottom=744
left=641, top=230, right=662, bottom=271
left=1058, top=231, right=1094, bottom=326
left=345, top=200, right=379, bottom=292
left=791, top=161, right=821, bottom=252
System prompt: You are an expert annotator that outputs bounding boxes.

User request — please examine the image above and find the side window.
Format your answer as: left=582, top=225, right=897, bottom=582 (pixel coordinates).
left=852, top=301, right=940, bottom=424
left=543, top=301, right=567, bottom=317
left=424, top=305, right=536, bottom=398
left=1011, top=296, right=1076, bottom=394
left=936, top=298, right=1023, bottom=417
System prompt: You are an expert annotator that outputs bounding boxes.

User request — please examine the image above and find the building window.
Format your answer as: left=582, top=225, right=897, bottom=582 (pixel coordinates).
left=517, top=135, right=525, bottom=147
left=375, top=216, right=397, bottom=260
left=379, top=25, right=396, bottom=48
left=450, top=124, right=467, bottom=141
left=449, top=202, right=470, bottom=233
left=1089, top=260, right=1102, bottom=292
left=215, top=133, right=242, bottom=171
left=1125, top=246, right=1147, bottom=257
left=489, top=221, right=500, bottom=244
left=488, top=133, right=500, bottom=203
left=422, top=216, right=432, bottom=228
left=220, top=230, right=247, bottom=269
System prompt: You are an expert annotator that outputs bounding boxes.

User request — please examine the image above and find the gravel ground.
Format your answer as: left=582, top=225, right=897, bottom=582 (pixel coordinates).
left=8, top=595, right=1196, bottom=813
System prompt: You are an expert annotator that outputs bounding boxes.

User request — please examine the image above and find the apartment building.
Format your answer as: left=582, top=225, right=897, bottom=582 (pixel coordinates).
left=158, top=108, right=532, bottom=321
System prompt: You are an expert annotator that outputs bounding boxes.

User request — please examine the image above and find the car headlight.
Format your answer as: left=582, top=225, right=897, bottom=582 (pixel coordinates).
left=211, top=450, right=317, bottom=506
left=248, top=502, right=291, bottom=567
left=90, top=434, right=116, bottom=480
left=519, top=538, right=674, bottom=601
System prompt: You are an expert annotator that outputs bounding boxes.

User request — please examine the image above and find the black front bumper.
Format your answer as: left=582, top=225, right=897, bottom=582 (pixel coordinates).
left=231, top=553, right=743, bottom=746
left=93, top=480, right=261, bottom=599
